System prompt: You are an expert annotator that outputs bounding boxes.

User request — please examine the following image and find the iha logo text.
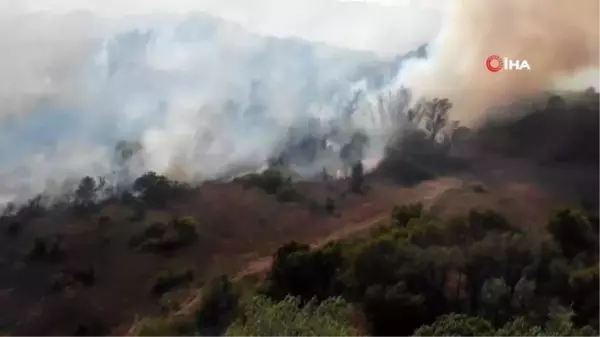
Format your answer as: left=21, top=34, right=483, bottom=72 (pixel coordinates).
left=485, top=55, right=531, bottom=72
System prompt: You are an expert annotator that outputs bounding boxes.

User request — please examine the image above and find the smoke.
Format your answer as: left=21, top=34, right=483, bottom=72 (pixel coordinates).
left=0, top=2, right=436, bottom=203
left=401, top=0, right=599, bottom=125
left=1, top=0, right=597, bottom=204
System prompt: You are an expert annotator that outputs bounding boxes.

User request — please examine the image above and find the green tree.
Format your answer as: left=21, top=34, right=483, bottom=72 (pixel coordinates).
left=132, top=172, right=184, bottom=208
left=480, top=277, right=511, bottom=325
left=225, top=295, right=358, bottom=336
left=416, top=313, right=598, bottom=336
left=568, top=265, right=599, bottom=328
left=390, top=203, right=423, bottom=228
left=547, top=208, right=598, bottom=259
left=196, top=276, right=240, bottom=336
left=265, top=242, right=343, bottom=302
left=414, top=313, right=494, bottom=336
left=362, top=282, right=426, bottom=335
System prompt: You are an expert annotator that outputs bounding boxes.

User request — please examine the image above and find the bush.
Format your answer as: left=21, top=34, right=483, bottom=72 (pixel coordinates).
left=5, top=221, right=21, bottom=237
left=391, top=203, right=423, bottom=227
left=275, top=185, right=301, bottom=203
left=239, top=169, right=303, bottom=202
left=50, top=266, right=96, bottom=292
left=133, top=172, right=187, bottom=208
left=150, top=269, right=194, bottom=296
left=196, top=276, right=240, bottom=336
left=225, top=295, right=358, bottom=336
left=28, top=237, right=66, bottom=263
left=547, top=208, right=598, bottom=259
left=130, top=217, right=199, bottom=254
left=325, top=197, right=336, bottom=214
left=136, top=317, right=177, bottom=336
left=239, top=169, right=286, bottom=195
left=416, top=313, right=599, bottom=336
left=172, top=217, right=199, bottom=244
left=473, top=184, right=488, bottom=193
left=414, top=313, right=494, bottom=336
left=265, top=241, right=343, bottom=302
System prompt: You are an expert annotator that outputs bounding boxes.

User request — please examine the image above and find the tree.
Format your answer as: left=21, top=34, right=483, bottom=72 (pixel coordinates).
left=362, top=282, right=427, bottom=335
left=340, top=131, right=369, bottom=176
left=75, top=176, right=96, bottom=208
left=225, top=295, right=358, bottom=336
left=414, top=313, right=494, bottom=336
left=342, top=90, right=363, bottom=121
left=196, top=276, right=240, bottom=336
left=568, top=265, right=599, bottom=328
left=423, top=97, right=452, bottom=142
left=132, top=172, right=184, bottom=208
left=416, top=313, right=598, bottom=336
left=584, top=86, right=597, bottom=97
left=480, top=277, right=511, bottom=325
left=265, top=242, right=343, bottom=302
left=391, top=203, right=423, bottom=228
left=547, top=208, right=598, bottom=259
left=546, top=95, right=566, bottom=111
left=350, top=161, right=364, bottom=194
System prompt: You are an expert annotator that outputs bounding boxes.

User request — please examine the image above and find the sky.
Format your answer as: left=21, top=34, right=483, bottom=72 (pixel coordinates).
left=0, top=0, right=448, bottom=202
left=0, top=0, right=449, bottom=57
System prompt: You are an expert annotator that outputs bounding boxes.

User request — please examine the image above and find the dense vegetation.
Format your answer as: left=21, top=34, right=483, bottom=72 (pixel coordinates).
left=136, top=203, right=598, bottom=336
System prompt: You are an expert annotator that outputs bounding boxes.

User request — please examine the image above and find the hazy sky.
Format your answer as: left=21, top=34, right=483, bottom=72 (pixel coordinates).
left=0, top=0, right=449, bottom=56
left=0, top=0, right=449, bottom=201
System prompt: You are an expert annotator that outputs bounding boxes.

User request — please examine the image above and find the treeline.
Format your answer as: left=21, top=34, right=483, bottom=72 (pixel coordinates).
left=137, top=205, right=599, bottom=336
left=475, top=89, right=599, bottom=165
left=0, top=169, right=191, bottom=239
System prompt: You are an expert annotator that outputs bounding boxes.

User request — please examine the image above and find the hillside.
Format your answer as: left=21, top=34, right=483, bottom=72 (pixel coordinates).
left=0, top=173, right=576, bottom=335
left=0, top=90, right=597, bottom=336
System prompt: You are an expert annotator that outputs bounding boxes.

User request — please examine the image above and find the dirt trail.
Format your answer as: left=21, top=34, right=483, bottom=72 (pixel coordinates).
left=173, top=178, right=458, bottom=316
left=125, top=177, right=459, bottom=335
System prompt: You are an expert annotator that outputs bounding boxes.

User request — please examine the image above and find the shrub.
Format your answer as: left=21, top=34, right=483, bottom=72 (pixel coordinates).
left=275, top=185, right=300, bottom=203
left=547, top=208, right=598, bottom=259
left=136, top=317, right=176, bottom=336
left=28, top=237, right=66, bottom=263
left=50, top=266, right=96, bottom=292
left=150, top=269, right=194, bottom=296
left=473, top=184, right=488, bottom=193
left=196, top=275, right=240, bottom=336
left=225, top=295, right=358, bottom=336
left=130, top=217, right=199, bottom=254
left=132, top=172, right=189, bottom=208
left=391, top=203, right=423, bottom=227
left=239, top=169, right=285, bottom=195
left=6, top=221, right=21, bottom=237
left=325, top=197, right=336, bottom=214
left=239, top=169, right=303, bottom=203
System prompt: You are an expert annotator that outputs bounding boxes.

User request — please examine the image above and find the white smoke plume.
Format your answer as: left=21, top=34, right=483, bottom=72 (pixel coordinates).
left=401, top=0, right=600, bottom=125
left=0, top=0, right=442, bottom=203
left=0, top=0, right=597, bottom=204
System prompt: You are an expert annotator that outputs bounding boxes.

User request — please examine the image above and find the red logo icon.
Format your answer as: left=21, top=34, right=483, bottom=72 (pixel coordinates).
left=486, top=55, right=503, bottom=72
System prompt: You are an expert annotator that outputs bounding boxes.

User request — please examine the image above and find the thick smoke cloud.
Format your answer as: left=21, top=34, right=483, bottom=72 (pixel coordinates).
left=401, top=0, right=599, bottom=125
left=0, top=2, right=436, bottom=203
left=0, top=0, right=597, bottom=204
